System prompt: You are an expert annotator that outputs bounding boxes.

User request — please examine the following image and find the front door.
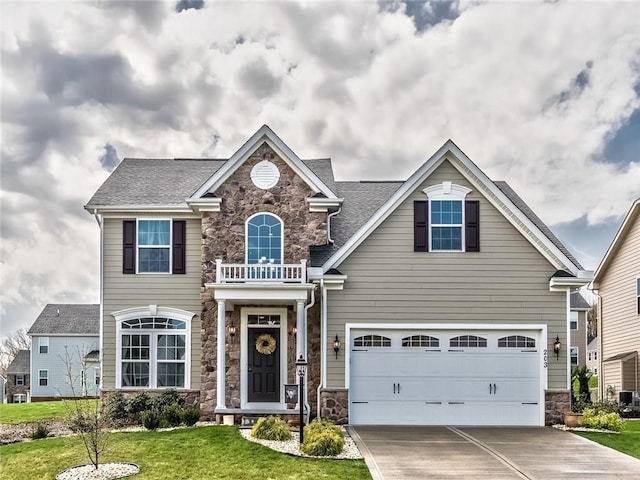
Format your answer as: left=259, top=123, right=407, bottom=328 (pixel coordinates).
left=248, top=329, right=280, bottom=402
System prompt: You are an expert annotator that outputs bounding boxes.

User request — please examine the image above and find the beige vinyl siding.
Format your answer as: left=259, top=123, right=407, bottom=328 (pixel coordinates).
left=102, top=215, right=202, bottom=390
left=570, top=310, right=588, bottom=366
left=598, top=211, right=640, bottom=394
left=327, top=159, right=567, bottom=388
left=603, top=362, right=621, bottom=397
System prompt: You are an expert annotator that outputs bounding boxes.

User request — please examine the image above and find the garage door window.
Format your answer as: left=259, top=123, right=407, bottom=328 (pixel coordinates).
left=450, top=335, right=487, bottom=347
left=497, top=335, right=536, bottom=348
left=402, top=335, right=439, bottom=347
left=354, top=335, right=391, bottom=347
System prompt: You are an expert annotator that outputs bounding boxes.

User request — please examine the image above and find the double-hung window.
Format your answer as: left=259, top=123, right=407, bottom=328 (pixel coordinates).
left=570, top=312, right=578, bottom=330
left=431, top=200, right=463, bottom=250
left=39, top=370, right=48, bottom=387
left=15, top=374, right=24, bottom=386
left=39, top=337, right=49, bottom=354
left=636, top=278, right=640, bottom=315
left=570, top=347, right=578, bottom=366
left=123, top=219, right=186, bottom=274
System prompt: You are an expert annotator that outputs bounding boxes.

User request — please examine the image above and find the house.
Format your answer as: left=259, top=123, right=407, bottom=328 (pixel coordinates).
left=27, top=304, right=100, bottom=401
left=587, top=338, right=598, bottom=376
left=6, top=350, right=30, bottom=403
left=85, top=125, right=592, bottom=426
left=591, top=199, right=640, bottom=404
left=0, top=374, right=6, bottom=404
left=569, top=291, right=591, bottom=367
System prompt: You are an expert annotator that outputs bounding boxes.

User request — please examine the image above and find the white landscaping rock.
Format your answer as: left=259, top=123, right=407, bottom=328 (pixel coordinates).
left=56, top=463, right=139, bottom=480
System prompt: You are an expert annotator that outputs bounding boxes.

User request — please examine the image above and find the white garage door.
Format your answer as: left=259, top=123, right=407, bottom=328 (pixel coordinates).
left=349, top=329, right=542, bottom=426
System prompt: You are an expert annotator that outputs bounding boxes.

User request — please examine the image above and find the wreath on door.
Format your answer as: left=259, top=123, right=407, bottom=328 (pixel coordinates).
left=255, top=333, right=277, bottom=355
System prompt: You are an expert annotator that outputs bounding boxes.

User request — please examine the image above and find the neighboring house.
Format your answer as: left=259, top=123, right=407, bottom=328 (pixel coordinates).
left=591, top=199, right=640, bottom=403
left=85, top=125, right=591, bottom=426
left=0, top=374, right=6, bottom=404
left=6, top=350, right=30, bottom=403
left=27, top=304, right=100, bottom=401
left=586, top=338, right=598, bottom=376
left=569, top=291, right=591, bottom=367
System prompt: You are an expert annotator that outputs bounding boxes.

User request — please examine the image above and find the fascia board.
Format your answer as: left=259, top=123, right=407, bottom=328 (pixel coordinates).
left=323, top=140, right=583, bottom=276
left=192, top=126, right=339, bottom=199
left=549, top=276, right=592, bottom=289
left=591, top=199, right=640, bottom=288
left=84, top=204, right=194, bottom=214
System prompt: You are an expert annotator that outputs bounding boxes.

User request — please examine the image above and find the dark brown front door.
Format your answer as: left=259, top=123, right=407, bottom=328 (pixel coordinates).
left=248, top=329, right=280, bottom=402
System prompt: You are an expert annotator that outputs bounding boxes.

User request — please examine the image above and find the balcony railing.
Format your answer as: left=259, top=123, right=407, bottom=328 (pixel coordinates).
left=215, top=259, right=307, bottom=284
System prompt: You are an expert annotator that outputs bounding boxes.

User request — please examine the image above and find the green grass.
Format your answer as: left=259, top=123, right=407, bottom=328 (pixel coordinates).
left=571, top=375, right=598, bottom=395
left=0, top=399, right=98, bottom=425
left=0, top=426, right=371, bottom=480
left=574, top=419, right=640, bottom=460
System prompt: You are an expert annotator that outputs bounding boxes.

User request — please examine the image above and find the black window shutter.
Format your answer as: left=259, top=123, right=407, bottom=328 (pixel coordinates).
left=123, top=220, right=136, bottom=274
left=414, top=201, right=429, bottom=252
left=465, top=201, right=480, bottom=252
left=172, top=220, right=186, bottom=274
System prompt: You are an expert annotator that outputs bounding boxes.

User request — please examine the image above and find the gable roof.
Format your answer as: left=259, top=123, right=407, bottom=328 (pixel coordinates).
left=27, top=304, right=100, bottom=336
left=7, top=350, right=30, bottom=374
left=191, top=125, right=339, bottom=200
left=570, top=291, right=591, bottom=310
left=591, top=198, right=640, bottom=289
left=322, top=140, right=586, bottom=276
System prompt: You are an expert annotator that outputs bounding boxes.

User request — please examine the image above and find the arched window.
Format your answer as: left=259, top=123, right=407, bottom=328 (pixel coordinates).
left=402, top=335, right=439, bottom=347
left=450, top=335, right=487, bottom=348
left=497, top=335, right=536, bottom=348
left=246, top=213, right=283, bottom=265
left=114, top=307, right=193, bottom=389
left=353, top=335, right=391, bottom=347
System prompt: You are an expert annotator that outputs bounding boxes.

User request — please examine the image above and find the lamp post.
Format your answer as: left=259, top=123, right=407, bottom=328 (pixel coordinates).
left=296, top=354, right=307, bottom=445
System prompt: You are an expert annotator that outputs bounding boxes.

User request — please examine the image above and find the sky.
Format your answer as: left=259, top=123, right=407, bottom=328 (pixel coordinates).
left=1, top=0, right=639, bottom=339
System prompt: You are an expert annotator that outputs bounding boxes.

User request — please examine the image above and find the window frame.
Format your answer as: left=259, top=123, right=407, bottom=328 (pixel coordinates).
left=13, top=394, right=27, bottom=403
left=423, top=182, right=472, bottom=252
left=39, top=336, right=49, bottom=354
left=38, top=369, right=48, bottom=387
left=15, top=374, right=24, bottom=386
left=570, top=311, right=578, bottom=330
left=570, top=347, right=579, bottom=366
left=245, top=212, right=284, bottom=265
left=636, top=278, right=639, bottom=315
left=136, top=218, right=172, bottom=274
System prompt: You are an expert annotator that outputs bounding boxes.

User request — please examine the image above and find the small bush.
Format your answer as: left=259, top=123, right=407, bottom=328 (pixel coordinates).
left=163, top=403, right=183, bottom=427
left=30, top=422, right=50, bottom=440
left=128, top=392, right=153, bottom=423
left=68, top=413, right=93, bottom=433
left=142, top=410, right=161, bottom=430
left=301, top=419, right=344, bottom=456
left=181, top=406, right=200, bottom=426
left=104, top=392, right=130, bottom=426
left=589, top=400, right=624, bottom=416
left=154, top=389, right=184, bottom=414
left=582, top=408, right=625, bottom=432
left=251, top=416, right=291, bottom=441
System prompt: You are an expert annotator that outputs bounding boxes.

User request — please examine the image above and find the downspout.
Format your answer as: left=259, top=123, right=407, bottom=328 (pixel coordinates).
left=317, top=278, right=326, bottom=419
left=304, top=284, right=316, bottom=423
left=327, top=207, right=341, bottom=244
left=594, top=289, right=603, bottom=400
left=93, top=210, right=104, bottom=396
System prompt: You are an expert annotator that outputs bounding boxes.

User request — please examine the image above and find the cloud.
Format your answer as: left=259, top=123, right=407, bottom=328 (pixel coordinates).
left=176, top=0, right=204, bottom=13
left=99, top=144, right=120, bottom=172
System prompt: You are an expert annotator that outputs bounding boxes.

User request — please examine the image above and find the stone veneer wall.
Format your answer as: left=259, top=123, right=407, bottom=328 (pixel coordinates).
left=200, top=143, right=328, bottom=419
left=320, top=388, right=349, bottom=424
left=545, top=389, right=570, bottom=425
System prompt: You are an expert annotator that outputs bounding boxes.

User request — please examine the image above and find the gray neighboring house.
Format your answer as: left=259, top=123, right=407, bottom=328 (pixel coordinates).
left=569, top=291, right=591, bottom=367
left=27, top=304, right=100, bottom=401
left=0, top=374, right=5, bottom=403
left=6, top=350, right=30, bottom=403
left=587, top=338, right=599, bottom=377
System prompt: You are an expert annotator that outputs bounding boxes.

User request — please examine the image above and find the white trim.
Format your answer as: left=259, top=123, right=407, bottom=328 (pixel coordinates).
left=240, top=307, right=288, bottom=410
left=38, top=336, right=49, bottom=354
left=306, top=197, right=344, bottom=212
left=323, top=141, right=583, bottom=275
left=84, top=204, right=194, bottom=214
left=344, top=322, right=548, bottom=426
left=185, top=198, right=222, bottom=213
left=245, top=212, right=284, bottom=265
left=192, top=126, right=339, bottom=199
left=136, top=218, right=172, bottom=274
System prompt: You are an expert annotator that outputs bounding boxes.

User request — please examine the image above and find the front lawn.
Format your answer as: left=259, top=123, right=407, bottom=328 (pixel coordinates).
left=0, top=426, right=371, bottom=480
left=0, top=399, right=97, bottom=425
left=574, top=419, right=640, bottom=460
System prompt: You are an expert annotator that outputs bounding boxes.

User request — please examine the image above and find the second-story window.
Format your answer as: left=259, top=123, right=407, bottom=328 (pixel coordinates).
left=39, top=337, right=49, bottom=354
left=570, top=311, right=578, bottom=330
left=246, top=213, right=283, bottom=265
left=138, top=220, right=171, bottom=273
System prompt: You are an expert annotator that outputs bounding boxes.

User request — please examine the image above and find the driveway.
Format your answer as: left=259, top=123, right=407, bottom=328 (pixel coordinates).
left=349, top=426, right=640, bottom=480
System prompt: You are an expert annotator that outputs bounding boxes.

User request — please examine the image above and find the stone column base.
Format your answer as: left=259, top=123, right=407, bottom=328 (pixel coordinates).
left=545, top=389, right=570, bottom=426
left=320, top=388, right=349, bottom=424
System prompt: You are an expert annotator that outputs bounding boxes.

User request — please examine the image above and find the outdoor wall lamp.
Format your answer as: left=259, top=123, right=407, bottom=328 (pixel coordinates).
left=333, top=335, right=341, bottom=359
left=228, top=323, right=237, bottom=338
left=553, top=336, right=561, bottom=360
left=290, top=326, right=297, bottom=336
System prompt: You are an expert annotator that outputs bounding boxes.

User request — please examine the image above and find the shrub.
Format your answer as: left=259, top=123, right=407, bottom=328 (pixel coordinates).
left=589, top=400, right=624, bottom=416
left=582, top=408, right=625, bottom=432
left=154, top=389, right=184, bottom=414
left=142, top=410, right=161, bottom=430
left=30, top=422, right=50, bottom=440
left=104, top=392, right=130, bottom=426
left=301, top=419, right=344, bottom=456
left=128, top=392, right=153, bottom=423
left=68, top=412, right=92, bottom=433
left=251, top=416, right=291, bottom=441
left=181, top=406, right=200, bottom=426
left=163, top=403, right=184, bottom=427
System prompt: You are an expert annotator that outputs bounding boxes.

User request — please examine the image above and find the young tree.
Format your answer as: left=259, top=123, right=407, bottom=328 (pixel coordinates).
left=0, top=329, right=31, bottom=376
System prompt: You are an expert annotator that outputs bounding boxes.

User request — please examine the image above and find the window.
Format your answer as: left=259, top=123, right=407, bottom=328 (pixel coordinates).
left=450, top=335, right=487, bottom=348
left=637, top=278, right=640, bottom=315
left=39, top=370, right=48, bottom=387
left=594, top=351, right=597, bottom=360
left=497, top=335, right=536, bottom=348
left=118, top=315, right=190, bottom=389
left=588, top=352, right=592, bottom=361
left=123, top=219, right=186, bottom=275
left=246, top=213, right=283, bottom=265
left=415, top=182, right=479, bottom=252
left=570, top=311, right=578, bottom=330
left=39, top=337, right=49, bottom=354
left=13, top=394, right=27, bottom=403
left=570, top=347, right=578, bottom=366
left=402, top=335, right=439, bottom=347
left=94, top=368, right=101, bottom=386
left=15, top=374, right=24, bottom=386
left=354, top=335, right=391, bottom=347
left=593, top=367, right=598, bottom=376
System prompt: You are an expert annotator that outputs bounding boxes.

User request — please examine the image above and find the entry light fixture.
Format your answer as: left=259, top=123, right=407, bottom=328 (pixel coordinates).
left=553, top=335, right=561, bottom=360
left=290, top=326, right=297, bottom=336
left=228, top=323, right=237, bottom=338
left=333, top=335, right=341, bottom=359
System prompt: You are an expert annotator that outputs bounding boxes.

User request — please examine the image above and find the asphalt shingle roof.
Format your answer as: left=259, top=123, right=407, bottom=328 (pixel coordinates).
left=28, top=304, right=100, bottom=336
left=570, top=292, right=591, bottom=310
left=7, top=350, right=30, bottom=374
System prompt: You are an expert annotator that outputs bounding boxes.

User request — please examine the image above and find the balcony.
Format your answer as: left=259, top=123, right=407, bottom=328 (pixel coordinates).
left=215, top=259, right=307, bottom=284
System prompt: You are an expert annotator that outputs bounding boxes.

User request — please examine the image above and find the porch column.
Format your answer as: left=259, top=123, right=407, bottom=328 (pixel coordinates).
left=296, top=299, right=306, bottom=360
left=216, top=299, right=226, bottom=410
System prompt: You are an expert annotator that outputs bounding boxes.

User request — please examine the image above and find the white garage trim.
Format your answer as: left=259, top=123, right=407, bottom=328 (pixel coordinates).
left=345, top=323, right=548, bottom=426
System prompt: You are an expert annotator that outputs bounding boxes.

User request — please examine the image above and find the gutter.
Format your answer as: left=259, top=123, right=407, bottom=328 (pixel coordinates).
left=304, top=284, right=316, bottom=423
left=327, top=207, right=342, bottom=244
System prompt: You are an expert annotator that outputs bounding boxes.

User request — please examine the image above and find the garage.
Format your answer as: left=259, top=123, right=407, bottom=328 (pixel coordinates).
left=349, top=327, right=544, bottom=426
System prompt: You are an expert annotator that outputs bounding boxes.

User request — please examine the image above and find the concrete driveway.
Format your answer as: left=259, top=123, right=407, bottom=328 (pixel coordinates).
left=349, top=426, right=640, bottom=480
